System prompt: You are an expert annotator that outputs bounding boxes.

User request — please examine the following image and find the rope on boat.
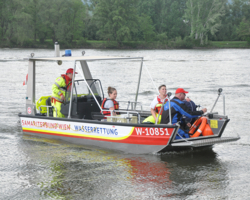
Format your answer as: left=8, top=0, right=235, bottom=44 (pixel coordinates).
left=144, top=63, right=159, bottom=94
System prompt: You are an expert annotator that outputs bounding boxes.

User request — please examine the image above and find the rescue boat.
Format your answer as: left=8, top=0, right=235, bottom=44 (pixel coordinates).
left=18, top=46, right=240, bottom=154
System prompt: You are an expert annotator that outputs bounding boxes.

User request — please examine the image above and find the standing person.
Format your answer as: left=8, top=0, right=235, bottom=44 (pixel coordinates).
left=143, top=84, right=170, bottom=124
left=101, top=87, right=119, bottom=118
left=51, top=68, right=77, bottom=118
left=160, top=88, right=207, bottom=139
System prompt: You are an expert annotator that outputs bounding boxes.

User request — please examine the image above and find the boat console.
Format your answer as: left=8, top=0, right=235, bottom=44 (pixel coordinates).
left=61, top=95, right=102, bottom=119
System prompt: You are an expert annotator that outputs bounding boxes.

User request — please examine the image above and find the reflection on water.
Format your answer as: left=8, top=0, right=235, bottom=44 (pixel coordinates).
left=12, top=135, right=227, bottom=199
left=161, top=150, right=228, bottom=199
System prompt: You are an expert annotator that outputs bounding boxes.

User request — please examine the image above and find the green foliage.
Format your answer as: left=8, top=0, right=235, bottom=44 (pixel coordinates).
left=184, top=0, right=227, bottom=45
left=211, top=41, right=248, bottom=47
left=0, top=0, right=250, bottom=48
left=173, top=36, right=194, bottom=48
left=246, top=37, right=250, bottom=45
left=121, top=41, right=138, bottom=48
left=237, top=18, right=250, bottom=40
left=174, top=36, right=183, bottom=47
left=0, top=0, right=86, bottom=45
left=22, top=39, right=36, bottom=47
left=182, top=36, right=195, bottom=48
left=165, top=0, right=188, bottom=39
left=76, top=37, right=88, bottom=46
left=105, top=41, right=119, bottom=49
left=138, top=14, right=155, bottom=42
left=156, top=33, right=168, bottom=44
left=211, top=4, right=234, bottom=41
left=93, top=0, right=139, bottom=45
left=230, top=0, right=250, bottom=26
left=82, top=11, right=99, bottom=40
left=39, top=0, right=86, bottom=43
left=61, top=0, right=86, bottom=42
left=137, top=0, right=188, bottom=40
left=213, top=0, right=250, bottom=41
left=44, top=39, right=54, bottom=48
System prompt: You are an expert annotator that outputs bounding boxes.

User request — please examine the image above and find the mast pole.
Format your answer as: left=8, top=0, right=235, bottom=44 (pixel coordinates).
left=68, top=61, right=77, bottom=118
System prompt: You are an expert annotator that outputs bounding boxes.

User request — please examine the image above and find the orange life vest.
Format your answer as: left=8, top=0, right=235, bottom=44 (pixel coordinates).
left=154, top=95, right=168, bottom=115
left=101, top=98, right=120, bottom=116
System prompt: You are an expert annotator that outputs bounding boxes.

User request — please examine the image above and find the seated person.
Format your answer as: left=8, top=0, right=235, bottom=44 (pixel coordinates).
left=182, top=98, right=198, bottom=130
left=160, top=88, right=207, bottom=139
left=101, top=86, right=119, bottom=119
left=143, top=84, right=169, bottom=124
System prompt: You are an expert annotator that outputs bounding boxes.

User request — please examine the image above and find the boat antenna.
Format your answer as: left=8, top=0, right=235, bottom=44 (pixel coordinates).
left=144, top=63, right=159, bottom=94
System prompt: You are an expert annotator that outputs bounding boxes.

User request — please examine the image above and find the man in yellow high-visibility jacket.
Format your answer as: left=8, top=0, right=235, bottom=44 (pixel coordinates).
left=51, top=68, right=77, bottom=117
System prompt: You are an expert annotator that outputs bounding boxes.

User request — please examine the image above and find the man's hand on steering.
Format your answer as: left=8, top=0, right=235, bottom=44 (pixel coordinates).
left=60, top=94, right=65, bottom=101
left=202, top=108, right=207, bottom=113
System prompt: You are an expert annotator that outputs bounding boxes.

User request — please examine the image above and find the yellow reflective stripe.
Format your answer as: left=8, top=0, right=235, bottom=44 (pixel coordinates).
left=51, top=96, right=63, bottom=102
left=23, top=127, right=135, bottom=141
left=54, top=82, right=66, bottom=91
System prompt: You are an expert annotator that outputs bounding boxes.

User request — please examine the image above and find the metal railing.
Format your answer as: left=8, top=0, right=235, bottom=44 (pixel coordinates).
left=117, top=101, right=144, bottom=112
left=38, top=105, right=57, bottom=117
left=210, top=88, right=225, bottom=115
left=101, top=109, right=141, bottom=124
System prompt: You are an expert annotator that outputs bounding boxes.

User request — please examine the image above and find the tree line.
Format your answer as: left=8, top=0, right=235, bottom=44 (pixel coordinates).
left=0, top=0, right=250, bottom=48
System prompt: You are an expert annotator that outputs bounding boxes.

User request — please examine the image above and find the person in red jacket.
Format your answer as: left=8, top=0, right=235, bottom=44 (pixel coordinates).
left=51, top=68, right=77, bottom=117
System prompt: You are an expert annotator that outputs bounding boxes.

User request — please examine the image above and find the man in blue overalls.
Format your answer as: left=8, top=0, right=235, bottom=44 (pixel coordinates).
left=160, top=88, right=207, bottom=139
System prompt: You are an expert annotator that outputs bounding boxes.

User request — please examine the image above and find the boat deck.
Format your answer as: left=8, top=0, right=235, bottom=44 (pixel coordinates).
left=171, top=136, right=240, bottom=147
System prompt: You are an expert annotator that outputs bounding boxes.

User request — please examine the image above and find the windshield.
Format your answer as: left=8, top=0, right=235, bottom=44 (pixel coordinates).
left=73, top=79, right=104, bottom=99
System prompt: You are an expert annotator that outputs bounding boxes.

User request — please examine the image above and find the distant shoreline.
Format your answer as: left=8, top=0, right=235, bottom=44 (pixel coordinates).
left=0, top=41, right=249, bottom=49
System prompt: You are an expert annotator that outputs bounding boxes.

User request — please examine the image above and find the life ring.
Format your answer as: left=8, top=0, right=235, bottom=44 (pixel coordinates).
left=190, top=117, right=207, bottom=138
left=189, top=117, right=202, bottom=135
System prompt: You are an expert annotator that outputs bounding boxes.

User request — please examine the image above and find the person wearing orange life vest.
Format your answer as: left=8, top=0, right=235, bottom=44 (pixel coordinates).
left=143, top=84, right=171, bottom=124
left=51, top=68, right=78, bottom=118
left=101, top=86, right=119, bottom=119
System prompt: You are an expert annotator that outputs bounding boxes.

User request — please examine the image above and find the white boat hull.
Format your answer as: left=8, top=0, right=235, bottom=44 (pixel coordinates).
left=19, top=115, right=177, bottom=154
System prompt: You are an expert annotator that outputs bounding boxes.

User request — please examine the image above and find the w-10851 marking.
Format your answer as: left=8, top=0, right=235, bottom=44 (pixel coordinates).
left=135, top=128, right=169, bottom=136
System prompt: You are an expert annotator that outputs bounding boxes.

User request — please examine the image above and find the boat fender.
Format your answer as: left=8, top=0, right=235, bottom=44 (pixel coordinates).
left=190, top=117, right=207, bottom=138
left=202, top=124, right=214, bottom=136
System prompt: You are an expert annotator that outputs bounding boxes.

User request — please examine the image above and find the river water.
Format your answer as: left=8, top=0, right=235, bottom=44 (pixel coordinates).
left=0, top=48, right=249, bottom=199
